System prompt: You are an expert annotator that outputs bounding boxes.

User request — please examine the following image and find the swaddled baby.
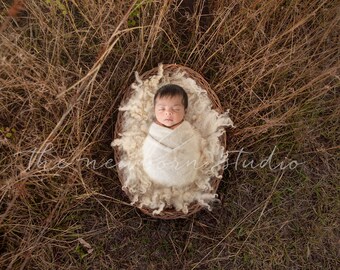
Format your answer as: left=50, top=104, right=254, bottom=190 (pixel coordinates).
left=142, top=84, right=202, bottom=187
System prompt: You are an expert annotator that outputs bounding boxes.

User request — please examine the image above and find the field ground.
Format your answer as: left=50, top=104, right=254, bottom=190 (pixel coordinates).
left=0, top=0, right=339, bottom=269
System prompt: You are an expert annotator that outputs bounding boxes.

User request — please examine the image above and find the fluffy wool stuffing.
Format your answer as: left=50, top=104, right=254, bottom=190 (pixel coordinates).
left=111, top=64, right=234, bottom=215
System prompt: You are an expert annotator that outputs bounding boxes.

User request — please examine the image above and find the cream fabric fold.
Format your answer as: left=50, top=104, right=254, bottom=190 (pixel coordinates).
left=142, top=121, right=201, bottom=187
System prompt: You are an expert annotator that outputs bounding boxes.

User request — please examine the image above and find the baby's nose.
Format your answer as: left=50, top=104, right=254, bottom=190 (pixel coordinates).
left=165, top=110, right=172, bottom=115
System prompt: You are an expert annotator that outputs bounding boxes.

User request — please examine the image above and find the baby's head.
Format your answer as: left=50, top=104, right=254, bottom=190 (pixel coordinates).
left=154, top=84, right=188, bottom=128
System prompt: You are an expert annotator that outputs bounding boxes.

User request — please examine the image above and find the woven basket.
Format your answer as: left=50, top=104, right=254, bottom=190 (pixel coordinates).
left=113, top=64, right=227, bottom=219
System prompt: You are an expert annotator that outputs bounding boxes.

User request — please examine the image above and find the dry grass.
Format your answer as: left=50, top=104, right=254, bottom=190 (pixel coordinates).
left=0, top=0, right=339, bottom=269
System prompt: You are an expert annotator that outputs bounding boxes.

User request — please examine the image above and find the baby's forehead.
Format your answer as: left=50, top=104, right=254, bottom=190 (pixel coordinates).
left=155, top=95, right=184, bottom=105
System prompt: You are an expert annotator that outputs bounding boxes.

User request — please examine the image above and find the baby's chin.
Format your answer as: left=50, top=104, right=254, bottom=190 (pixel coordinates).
left=162, top=119, right=175, bottom=125
left=157, top=119, right=182, bottom=127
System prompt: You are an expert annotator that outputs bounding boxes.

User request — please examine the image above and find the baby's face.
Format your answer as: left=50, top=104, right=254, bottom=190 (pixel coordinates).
left=154, top=95, right=185, bottom=128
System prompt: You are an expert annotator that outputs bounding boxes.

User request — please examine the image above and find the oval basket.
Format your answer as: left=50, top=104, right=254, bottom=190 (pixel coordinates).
left=113, top=64, right=227, bottom=219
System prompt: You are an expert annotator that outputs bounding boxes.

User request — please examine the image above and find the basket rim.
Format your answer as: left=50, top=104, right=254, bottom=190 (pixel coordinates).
left=113, top=64, right=227, bottom=219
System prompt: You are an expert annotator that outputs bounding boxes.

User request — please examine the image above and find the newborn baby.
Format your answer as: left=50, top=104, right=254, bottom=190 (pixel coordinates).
left=142, top=84, right=202, bottom=187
